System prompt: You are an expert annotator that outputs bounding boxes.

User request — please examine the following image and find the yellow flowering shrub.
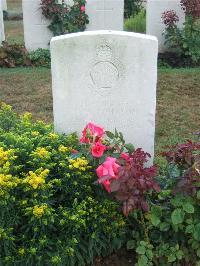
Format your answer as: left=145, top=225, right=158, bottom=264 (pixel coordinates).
left=0, top=104, right=126, bottom=266
left=32, top=147, right=50, bottom=158
left=32, top=204, right=48, bottom=218
left=68, top=157, right=90, bottom=171
left=23, top=169, right=49, bottom=189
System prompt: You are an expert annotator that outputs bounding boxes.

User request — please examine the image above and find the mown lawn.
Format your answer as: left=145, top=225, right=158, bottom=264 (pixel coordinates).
left=0, top=67, right=199, bottom=162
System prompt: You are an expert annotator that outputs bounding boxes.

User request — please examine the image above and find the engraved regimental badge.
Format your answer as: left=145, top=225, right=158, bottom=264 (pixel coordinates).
left=90, top=39, right=124, bottom=96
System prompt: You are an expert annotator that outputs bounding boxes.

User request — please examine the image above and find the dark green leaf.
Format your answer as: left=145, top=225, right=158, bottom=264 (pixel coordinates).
left=171, top=208, right=185, bottom=225
left=127, top=240, right=135, bottom=250
left=136, top=246, right=146, bottom=255
left=183, top=202, right=194, bottom=214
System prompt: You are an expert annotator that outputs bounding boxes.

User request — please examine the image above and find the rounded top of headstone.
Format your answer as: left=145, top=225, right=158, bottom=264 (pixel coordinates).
left=50, top=30, right=158, bottom=46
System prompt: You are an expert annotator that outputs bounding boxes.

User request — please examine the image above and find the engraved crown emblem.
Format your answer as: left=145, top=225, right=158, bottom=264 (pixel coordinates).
left=89, top=41, right=123, bottom=95
left=96, top=44, right=113, bottom=61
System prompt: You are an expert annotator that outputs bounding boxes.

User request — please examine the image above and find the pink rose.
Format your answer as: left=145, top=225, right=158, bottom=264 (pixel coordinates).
left=91, top=142, right=106, bottom=158
left=96, top=157, right=120, bottom=192
left=120, top=152, right=130, bottom=162
left=80, top=5, right=85, bottom=12
left=80, top=123, right=105, bottom=144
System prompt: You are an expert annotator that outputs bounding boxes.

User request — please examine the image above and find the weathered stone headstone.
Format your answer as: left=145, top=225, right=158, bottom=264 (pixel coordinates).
left=22, top=0, right=52, bottom=51
left=86, top=0, right=124, bottom=31
left=2, top=0, right=7, bottom=11
left=51, top=31, right=158, bottom=159
left=0, top=0, right=5, bottom=46
left=146, top=0, right=185, bottom=52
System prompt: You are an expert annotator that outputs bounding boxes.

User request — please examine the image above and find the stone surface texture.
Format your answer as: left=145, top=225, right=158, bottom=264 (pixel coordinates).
left=22, top=0, right=52, bottom=51
left=51, top=31, right=158, bottom=160
left=86, top=0, right=124, bottom=31
left=146, top=0, right=185, bottom=52
left=2, top=0, right=7, bottom=11
left=0, top=0, right=5, bottom=45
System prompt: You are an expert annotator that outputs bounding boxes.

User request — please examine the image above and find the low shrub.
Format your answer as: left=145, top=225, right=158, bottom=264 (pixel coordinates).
left=0, top=42, right=31, bottom=68
left=28, top=48, right=51, bottom=68
left=124, top=0, right=143, bottom=18
left=0, top=43, right=51, bottom=68
left=0, top=104, right=126, bottom=265
left=124, top=9, right=146, bottom=33
left=162, top=1, right=200, bottom=66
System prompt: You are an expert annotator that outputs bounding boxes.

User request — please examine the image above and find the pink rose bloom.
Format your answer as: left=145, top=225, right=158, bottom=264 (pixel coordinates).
left=91, top=142, right=106, bottom=158
left=96, top=157, right=120, bottom=192
left=80, top=122, right=105, bottom=143
left=80, top=5, right=85, bottom=12
left=120, top=152, right=130, bottom=162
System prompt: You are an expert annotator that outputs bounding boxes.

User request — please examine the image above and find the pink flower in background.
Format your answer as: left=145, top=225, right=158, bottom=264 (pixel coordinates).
left=80, top=5, right=85, bottom=12
left=96, top=157, right=120, bottom=192
left=80, top=123, right=105, bottom=144
left=91, top=142, right=106, bottom=158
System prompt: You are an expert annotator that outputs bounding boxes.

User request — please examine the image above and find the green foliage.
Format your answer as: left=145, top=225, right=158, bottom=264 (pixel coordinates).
left=0, top=103, right=126, bottom=265
left=125, top=137, right=200, bottom=265
left=163, top=14, right=200, bottom=65
left=0, top=43, right=51, bottom=68
left=124, top=9, right=146, bottom=33
left=124, top=0, right=143, bottom=18
left=28, top=49, right=51, bottom=68
left=0, top=42, right=31, bottom=68
left=40, top=0, right=89, bottom=36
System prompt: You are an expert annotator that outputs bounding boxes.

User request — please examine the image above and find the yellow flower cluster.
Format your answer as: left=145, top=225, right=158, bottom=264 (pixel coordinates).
left=22, top=112, right=32, bottom=120
left=33, top=204, right=47, bottom=218
left=58, top=145, right=72, bottom=153
left=33, top=147, right=50, bottom=158
left=31, top=131, right=40, bottom=137
left=18, top=248, right=25, bottom=256
left=0, top=174, right=19, bottom=189
left=23, top=169, right=49, bottom=189
left=68, top=157, right=89, bottom=171
left=0, top=147, right=14, bottom=166
left=48, top=133, right=58, bottom=140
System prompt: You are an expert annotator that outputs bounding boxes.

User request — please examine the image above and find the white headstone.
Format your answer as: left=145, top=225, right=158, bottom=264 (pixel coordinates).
left=86, top=0, right=124, bottom=31
left=146, top=0, right=185, bottom=52
left=51, top=31, right=158, bottom=159
left=0, top=0, right=5, bottom=46
left=22, top=0, right=52, bottom=51
left=2, top=0, right=7, bottom=11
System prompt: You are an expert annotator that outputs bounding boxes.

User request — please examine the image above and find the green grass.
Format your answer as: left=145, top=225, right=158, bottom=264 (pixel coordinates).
left=0, top=67, right=199, bottom=162
left=0, top=68, right=52, bottom=122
